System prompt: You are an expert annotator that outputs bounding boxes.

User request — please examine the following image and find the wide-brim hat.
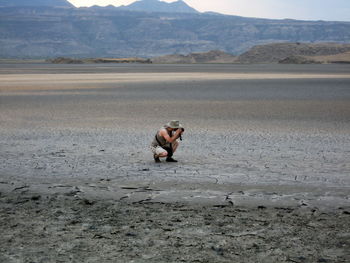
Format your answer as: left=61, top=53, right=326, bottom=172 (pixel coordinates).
left=166, top=120, right=183, bottom=129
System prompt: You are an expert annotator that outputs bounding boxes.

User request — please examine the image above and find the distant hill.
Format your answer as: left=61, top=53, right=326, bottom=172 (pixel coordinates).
left=118, top=0, right=198, bottom=13
left=278, top=52, right=350, bottom=64
left=152, top=50, right=237, bottom=63
left=238, top=43, right=350, bottom=63
left=152, top=44, right=350, bottom=64
left=0, top=0, right=73, bottom=7
left=303, top=51, right=350, bottom=64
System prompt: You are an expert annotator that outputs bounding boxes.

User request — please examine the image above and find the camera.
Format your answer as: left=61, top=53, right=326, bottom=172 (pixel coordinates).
left=175, top=127, right=185, bottom=132
left=175, top=128, right=185, bottom=140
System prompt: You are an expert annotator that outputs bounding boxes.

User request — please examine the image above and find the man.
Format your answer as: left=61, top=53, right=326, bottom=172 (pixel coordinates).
left=151, top=120, right=184, bottom=163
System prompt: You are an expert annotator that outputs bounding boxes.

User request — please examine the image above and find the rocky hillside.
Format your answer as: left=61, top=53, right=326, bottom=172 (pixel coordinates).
left=1, top=4, right=350, bottom=58
left=238, top=43, right=350, bottom=63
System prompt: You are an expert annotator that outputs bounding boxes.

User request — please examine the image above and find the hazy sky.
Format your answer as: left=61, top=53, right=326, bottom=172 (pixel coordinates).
left=68, top=0, right=350, bottom=21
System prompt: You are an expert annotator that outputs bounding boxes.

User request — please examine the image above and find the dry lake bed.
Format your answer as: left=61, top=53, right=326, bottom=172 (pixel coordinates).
left=0, top=63, right=349, bottom=262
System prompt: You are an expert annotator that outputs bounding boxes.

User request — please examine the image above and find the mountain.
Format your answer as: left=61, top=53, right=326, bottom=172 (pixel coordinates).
left=0, top=6, right=350, bottom=58
left=117, top=0, right=198, bottom=13
left=0, top=0, right=74, bottom=7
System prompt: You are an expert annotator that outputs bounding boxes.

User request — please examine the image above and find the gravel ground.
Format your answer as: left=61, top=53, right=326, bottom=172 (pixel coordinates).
left=1, top=192, right=349, bottom=263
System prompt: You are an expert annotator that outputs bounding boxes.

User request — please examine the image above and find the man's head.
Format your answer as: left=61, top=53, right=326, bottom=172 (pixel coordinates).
left=165, top=120, right=183, bottom=131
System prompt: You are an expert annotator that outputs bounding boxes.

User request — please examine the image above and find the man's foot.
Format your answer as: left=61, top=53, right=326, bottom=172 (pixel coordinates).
left=166, top=157, right=178, bottom=162
left=154, top=154, right=161, bottom=163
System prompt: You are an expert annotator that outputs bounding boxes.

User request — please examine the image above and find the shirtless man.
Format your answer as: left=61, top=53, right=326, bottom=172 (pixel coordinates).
left=151, top=120, right=184, bottom=163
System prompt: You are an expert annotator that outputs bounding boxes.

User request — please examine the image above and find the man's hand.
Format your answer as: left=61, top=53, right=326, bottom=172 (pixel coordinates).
left=175, top=128, right=183, bottom=135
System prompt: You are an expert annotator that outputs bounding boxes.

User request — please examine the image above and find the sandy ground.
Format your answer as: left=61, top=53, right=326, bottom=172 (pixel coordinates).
left=0, top=64, right=350, bottom=262
left=1, top=72, right=350, bottom=93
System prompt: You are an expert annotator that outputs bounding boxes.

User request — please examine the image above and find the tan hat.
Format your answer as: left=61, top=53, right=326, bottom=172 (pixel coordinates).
left=165, top=120, right=183, bottom=129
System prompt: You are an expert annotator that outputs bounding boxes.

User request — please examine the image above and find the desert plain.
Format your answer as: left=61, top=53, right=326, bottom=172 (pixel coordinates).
left=0, top=63, right=349, bottom=262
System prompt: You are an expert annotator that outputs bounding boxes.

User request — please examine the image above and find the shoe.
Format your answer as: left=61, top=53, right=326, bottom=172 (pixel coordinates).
left=154, top=154, right=161, bottom=163
left=166, top=157, right=178, bottom=162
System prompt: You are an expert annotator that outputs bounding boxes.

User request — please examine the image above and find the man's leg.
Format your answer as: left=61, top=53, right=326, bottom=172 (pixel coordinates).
left=172, top=140, right=179, bottom=153
left=153, top=146, right=167, bottom=163
left=165, top=142, right=179, bottom=162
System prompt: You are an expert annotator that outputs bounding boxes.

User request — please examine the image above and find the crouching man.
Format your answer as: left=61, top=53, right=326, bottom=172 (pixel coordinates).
left=151, top=120, right=184, bottom=163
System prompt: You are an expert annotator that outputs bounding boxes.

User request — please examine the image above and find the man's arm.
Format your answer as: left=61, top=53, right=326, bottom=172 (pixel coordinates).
left=159, top=128, right=183, bottom=143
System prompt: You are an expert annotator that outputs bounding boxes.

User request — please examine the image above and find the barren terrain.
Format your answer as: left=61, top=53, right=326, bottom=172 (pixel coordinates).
left=1, top=63, right=349, bottom=262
